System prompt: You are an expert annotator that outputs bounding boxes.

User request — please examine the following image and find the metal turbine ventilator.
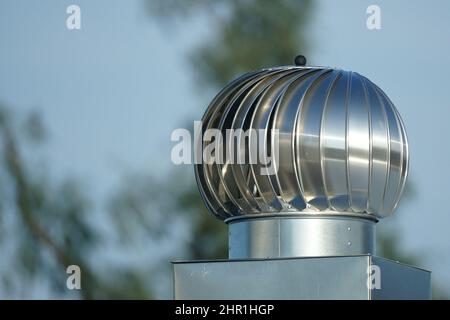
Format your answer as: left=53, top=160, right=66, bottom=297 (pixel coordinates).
left=194, top=56, right=409, bottom=259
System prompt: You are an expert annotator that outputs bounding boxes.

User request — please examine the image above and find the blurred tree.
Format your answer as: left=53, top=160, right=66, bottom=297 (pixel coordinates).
left=148, top=0, right=313, bottom=90
left=0, top=106, right=152, bottom=298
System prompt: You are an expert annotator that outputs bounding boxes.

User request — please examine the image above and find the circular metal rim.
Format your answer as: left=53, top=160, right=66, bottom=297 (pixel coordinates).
left=224, top=211, right=379, bottom=224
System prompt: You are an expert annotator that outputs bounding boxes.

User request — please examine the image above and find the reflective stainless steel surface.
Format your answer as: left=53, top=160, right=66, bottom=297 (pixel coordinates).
left=173, top=256, right=431, bottom=300
left=228, top=215, right=375, bottom=259
left=195, top=66, right=409, bottom=220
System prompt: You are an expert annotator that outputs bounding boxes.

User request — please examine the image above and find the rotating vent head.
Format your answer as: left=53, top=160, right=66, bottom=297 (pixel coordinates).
left=194, top=64, right=409, bottom=221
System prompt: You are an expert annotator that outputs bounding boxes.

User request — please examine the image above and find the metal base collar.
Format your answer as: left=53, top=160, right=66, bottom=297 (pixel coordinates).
left=227, top=214, right=376, bottom=259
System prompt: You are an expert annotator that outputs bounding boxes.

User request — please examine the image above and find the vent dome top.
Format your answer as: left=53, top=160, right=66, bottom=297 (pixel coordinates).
left=195, top=62, right=408, bottom=221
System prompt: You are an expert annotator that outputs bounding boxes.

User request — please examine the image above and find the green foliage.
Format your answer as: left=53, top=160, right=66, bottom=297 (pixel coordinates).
left=109, top=169, right=228, bottom=260
left=0, top=105, right=152, bottom=298
left=172, top=172, right=228, bottom=259
left=148, top=0, right=313, bottom=89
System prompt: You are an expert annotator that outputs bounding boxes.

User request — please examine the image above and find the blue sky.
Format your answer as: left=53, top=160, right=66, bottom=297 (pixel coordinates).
left=1, top=0, right=450, bottom=297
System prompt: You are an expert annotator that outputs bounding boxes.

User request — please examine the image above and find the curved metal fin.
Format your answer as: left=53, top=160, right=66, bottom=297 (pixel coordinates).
left=362, top=78, right=389, bottom=215
left=201, top=70, right=271, bottom=216
left=374, top=88, right=403, bottom=215
left=295, top=69, right=334, bottom=210
left=346, top=73, right=371, bottom=212
left=229, top=69, right=300, bottom=212
left=249, top=71, right=317, bottom=211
